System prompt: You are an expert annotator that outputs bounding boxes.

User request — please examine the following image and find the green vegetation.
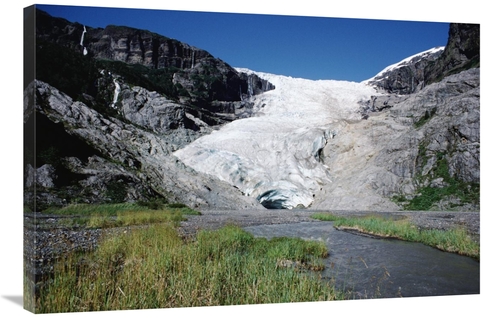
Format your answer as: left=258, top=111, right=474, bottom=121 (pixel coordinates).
left=35, top=41, right=100, bottom=101
left=394, top=150, right=479, bottom=211
left=34, top=223, right=341, bottom=313
left=42, top=202, right=201, bottom=228
left=43, top=202, right=143, bottom=216
left=104, top=180, right=129, bottom=203
left=37, top=146, right=61, bottom=168
left=311, top=213, right=479, bottom=259
left=96, top=60, right=183, bottom=98
left=404, top=182, right=479, bottom=211
left=189, top=63, right=226, bottom=103
left=36, top=41, right=118, bottom=119
left=413, top=107, right=437, bottom=128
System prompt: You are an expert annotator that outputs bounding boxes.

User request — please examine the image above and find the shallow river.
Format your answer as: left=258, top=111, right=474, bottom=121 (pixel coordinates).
left=244, top=221, right=479, bottom=299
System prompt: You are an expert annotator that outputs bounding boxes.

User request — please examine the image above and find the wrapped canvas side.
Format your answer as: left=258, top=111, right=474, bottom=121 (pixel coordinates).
left=23, top=4, right=37, bottom=313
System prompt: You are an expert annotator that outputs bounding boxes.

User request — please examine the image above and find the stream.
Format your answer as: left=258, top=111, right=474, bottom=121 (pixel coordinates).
left=244, top=221, right=479, bottom=299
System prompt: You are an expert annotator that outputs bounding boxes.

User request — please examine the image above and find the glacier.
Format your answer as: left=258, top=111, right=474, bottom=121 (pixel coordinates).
left=173, top=69, right=380, bottom=209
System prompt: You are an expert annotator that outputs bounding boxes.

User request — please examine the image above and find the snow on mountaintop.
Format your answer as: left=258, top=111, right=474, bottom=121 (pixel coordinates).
left=173, top=69, right=379, bottom=209
left=361, top=46, right=445, bottom=84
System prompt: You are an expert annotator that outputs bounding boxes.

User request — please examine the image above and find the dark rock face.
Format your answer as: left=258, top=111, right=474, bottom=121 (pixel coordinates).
left=34, top=9, right=274, bottom=114
left=88, top=25, right=211, bottom=68
left=364, top=23, right=479, bottom=96
left=424, top=23, right=480, bottom=86
left=364, top=48, right=444, bottom=95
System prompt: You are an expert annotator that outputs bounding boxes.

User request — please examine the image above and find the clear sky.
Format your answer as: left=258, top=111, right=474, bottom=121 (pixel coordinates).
left=37, top=4, right=451, bottom=82
left=37, top=4, right=449, bottom=82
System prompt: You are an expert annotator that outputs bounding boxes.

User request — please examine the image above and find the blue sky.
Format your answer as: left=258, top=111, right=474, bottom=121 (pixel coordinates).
left=37, top=4, right=449, bottom=82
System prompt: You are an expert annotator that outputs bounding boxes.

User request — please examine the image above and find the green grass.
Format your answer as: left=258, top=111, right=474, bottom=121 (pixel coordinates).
left=35, top=224, right=342, bottom=313
left=42, top=203, right=201, bottom=228
left=311, top=213, right=479, bottom=260
left=413, top=107, right=437, bottom=128
left=395, top=150, right=480, bottom=211
left=404, top=183, right=479, bottom=211
left=43, top=203, right=143, bottom=216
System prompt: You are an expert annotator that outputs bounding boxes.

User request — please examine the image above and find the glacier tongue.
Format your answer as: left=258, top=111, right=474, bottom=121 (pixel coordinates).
left=173, top=69, right=378, bottom=209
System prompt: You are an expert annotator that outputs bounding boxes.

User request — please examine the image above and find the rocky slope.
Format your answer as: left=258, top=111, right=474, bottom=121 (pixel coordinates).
left=313, top=67, right=479, bottom=211
left=25, top=79, right=263, bottom=210
left=24, top=8, right=479, bottom=212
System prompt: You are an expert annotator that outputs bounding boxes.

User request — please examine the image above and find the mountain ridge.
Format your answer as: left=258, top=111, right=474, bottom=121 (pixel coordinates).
left=32, top=8, right=275, bottom=116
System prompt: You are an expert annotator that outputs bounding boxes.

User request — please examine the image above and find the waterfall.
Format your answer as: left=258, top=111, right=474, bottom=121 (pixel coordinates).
left=247, top=76, right=254, bottom=98
left=80, top=26, right=88, bottom=56
left=191, top=51, right=195, bottom=68
left=111, top=78, right=121, bottom=109
left=80, top=26, right=86, bottom=46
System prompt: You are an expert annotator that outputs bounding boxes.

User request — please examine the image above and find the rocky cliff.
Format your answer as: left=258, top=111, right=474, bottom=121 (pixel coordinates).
left=33, top=8, right=274, bottom=118
left=362, top=47, right=444, bottom=95
left=424, top=23, right=480, bottom=86
left=363, top=23, right=479, bottom=96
